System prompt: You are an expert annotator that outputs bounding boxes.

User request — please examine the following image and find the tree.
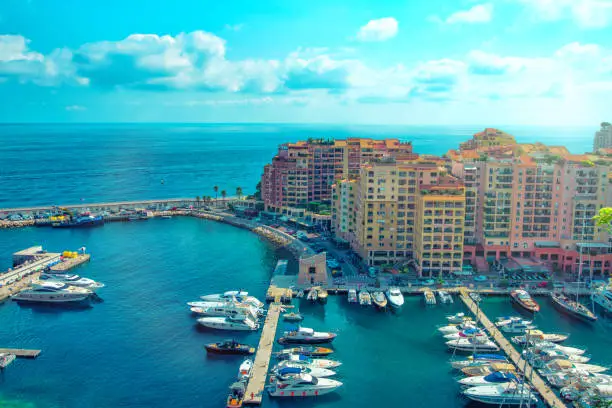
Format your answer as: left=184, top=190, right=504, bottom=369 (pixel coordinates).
left=236, top=186, right=243, bottom=200
left=594, top=207, right=612, bottom=232
left=195, top=195, right=201, bottom=208
left=213, top=186, right=219, bottom=207
left=254, top=181, right=262, bottom=200
left=221, top=190, right=227, bottom=206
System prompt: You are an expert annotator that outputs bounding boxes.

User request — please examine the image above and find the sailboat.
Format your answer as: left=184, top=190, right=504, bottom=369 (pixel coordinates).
left=550, top=292, right=597, bottom=322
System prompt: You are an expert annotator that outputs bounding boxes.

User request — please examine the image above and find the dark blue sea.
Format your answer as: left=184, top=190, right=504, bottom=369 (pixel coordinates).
left=0, top=123, right=595, bottom=208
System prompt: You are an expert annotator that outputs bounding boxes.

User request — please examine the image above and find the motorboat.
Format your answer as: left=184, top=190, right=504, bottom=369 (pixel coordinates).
left=358, top=290, right=372, bottom=306
left=495, top=316, right=533, bottom=327
left=498, top=319, right=536, bottom=334
left=386, top=287, right=404, bottom=309
left=512, top=330, right=569, bottom=345
left=307, top=288, right=318, bottom=302
left=0, top=353, right=16, bottom=369
left=534, top=341, right=586, bottom=356
left=469, top=292, right=482, bottom=302
left=238, top=359, right=253, bottom=380
left=39, top=273, right=105, bottom=291
left=547, top=371, right=612, bottom=389
left=273, top=364, right=336, bottom=378
left=190, top=302, right=261, bottom=320
left=451, top=354, right=508, bottom=370
left=447, top=336, right=500, bottom=353
left=447, top=312, right=467, bottom=324
left=525, top=348, right=591, bottom=367
left=371, top=291, right=387, bottom=309
left=463, top=383, right=538, bottom=405
left=280, top=354, right=341, bottom=369
left=226, top=381, right=246, bottom=408
left=205, top=339, right=255, bottom=355
left=197, top=315, right=259, bottom=331
left=296, top=290, right=305, bottom=299
left=200, top=291, right=264, bottom=309
left=444, top=327, right=487, bottom=340
left=267, top=373, right=342, bottom=397
left=438, top=290, right=453, bottom=304
left=278, top=326, right=336, bottom=344
left=551, top=292, right=597, bottom=322
left=282, top=312, right=304, bottom=322
left=317, top=288, right=328, bottom=304
left=539, top=359, right=608, bottom=376
left=347, top=289, right=358, bottom=304
left=591, top=288, right=612, bottom=314
left=12, top=281, right=92, bottom=304
left=438, top=321, right=476, bottom=335
left=423, top=289, right=436, bottom=305
left=510, top=290, right=540, bottom=313
left=274, top=347, right=334, bottom=359
left=462, top=362, right=516, bottom=377
left=459, top=371, right=519, bottom=386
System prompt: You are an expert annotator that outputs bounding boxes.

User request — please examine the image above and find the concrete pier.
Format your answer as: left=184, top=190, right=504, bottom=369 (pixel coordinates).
left=0, top=348, right=41, bottom=358
left=49, top=254, right=91, bottom=272
left=458, top=288, right=566, bottom=408
left=244, top=303, right=282, bottom=405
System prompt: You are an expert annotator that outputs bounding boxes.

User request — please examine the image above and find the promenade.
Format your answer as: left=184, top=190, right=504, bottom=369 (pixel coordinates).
left=458, top=288, right=566, bottom=408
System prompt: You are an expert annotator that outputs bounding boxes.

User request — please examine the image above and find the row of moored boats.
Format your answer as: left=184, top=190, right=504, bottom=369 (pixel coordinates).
left=11, top=272, right=104, bottom=305
left=346, top=287, right=404, bottom=310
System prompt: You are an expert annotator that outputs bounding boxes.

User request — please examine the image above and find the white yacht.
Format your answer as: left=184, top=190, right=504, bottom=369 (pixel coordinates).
left=463, top=383, right=538, bottom=405
left=446, top=312, right=467, bottom=324
left=279, top=327, right=336, bottom=344
left=0, top=353, right=16, bottom=369
left=592, top=288, right=612, bottom=314
left=268, top=373, right=342, bottom=397
left=273, top=363, right=336, bottom=378
left=281, top=354, right=341, bottom=369
left=444, top=327, right=488, bottom=340
left=459, top=371, right=519, bottom=386
left=347, top=289, right=358, bottom=304
left=386, top=287, right=404, bottom=309
left=438, top=321, right=476, bottom=335
left=498, top=319, right=536, bottom=334
left=40, top=273, right=104, bottom=291
left=539, top=359, right=608, bottom=376
left=197, top=315, right=259, bottom=331
left=190, top=302, right=260, bottom=320
left=200, top=291, right=264, bottom=309
left=446, top=336, right=500, bottom=352
left=438, top=290, right=453, bottom=304
left=12, top=282, right=92, bottom=304
left=533, top=341, right=586, bottom=356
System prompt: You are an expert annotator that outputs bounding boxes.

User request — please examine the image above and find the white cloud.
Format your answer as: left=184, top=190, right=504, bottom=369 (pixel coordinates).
left=513, top=0, right=612, bottom=28
left=65, top=105, right=86, bottom=111
left=356, top=17, right=398, bottom=42
left=443, top=3, right=493, bottom=24
left=224, top=24, right=244, bottom=32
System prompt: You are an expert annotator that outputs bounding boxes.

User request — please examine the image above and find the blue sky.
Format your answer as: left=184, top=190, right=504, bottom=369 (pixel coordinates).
left=1, top=0, right=611, bottom=124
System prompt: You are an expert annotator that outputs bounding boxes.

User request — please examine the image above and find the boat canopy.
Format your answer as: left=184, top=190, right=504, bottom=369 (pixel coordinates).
left=484, top=371, right=518, bottom=383
left=229, top=382, right=246, bottom=393
left=297, top=327, right=315, bottom=335
left=490, top=363, right=515, bottom=371
left=463, top=328, right=481, bottom=336
left=278, top=367, right=302, bottom=375
left=548, top=360, right=573, bottom=370
left=473, top=354, right=506, bottom=361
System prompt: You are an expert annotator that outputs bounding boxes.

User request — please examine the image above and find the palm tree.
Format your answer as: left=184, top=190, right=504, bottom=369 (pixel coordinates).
left=236, top=187, right=243, bottom=201
left=221, top=190, right=227, bottom=207
left=213, top=186, right=219, bottom=207
left=195, top=195, right=200, bottom=208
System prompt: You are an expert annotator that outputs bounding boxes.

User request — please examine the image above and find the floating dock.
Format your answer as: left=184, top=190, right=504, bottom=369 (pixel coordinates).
left=49, top=254, right=91, bottom=272
left=458, top=288, right=566, bottom=408
left=0, top=348, right=41, bottom=358
left=244, top=303, right=282, bottom=405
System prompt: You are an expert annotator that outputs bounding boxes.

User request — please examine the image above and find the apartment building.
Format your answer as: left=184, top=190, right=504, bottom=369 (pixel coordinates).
left=331, top=179, right=357, bottom=242
left=459, top=128, right=517, bottom=151
left=593, top=122, right=612, bottom=151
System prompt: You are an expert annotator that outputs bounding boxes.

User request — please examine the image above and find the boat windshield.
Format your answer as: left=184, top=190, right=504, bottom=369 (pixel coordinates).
left=390, top=289, right=400, bottom=295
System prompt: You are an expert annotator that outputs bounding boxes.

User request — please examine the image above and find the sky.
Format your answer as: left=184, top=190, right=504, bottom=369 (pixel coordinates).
left=0, top=0, right=611, bottom=125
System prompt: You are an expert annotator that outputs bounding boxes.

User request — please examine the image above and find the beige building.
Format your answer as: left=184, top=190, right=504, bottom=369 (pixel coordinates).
left=594, top=122, right=612, bottom=151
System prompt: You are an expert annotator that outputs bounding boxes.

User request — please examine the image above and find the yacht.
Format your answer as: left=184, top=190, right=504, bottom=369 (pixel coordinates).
left=267, top=373, right=342, bottom=397
left=358, top=290, right=372, bottom=306
left=547, top=371, right=612, bottom=389
left=463, top=383, right=538, bottom=405
left=12, top=282, right=92, bottom=304
left=525, top=349, right=591, bottom=368
left=438, top=290, right=453, bottom=304
left=592, top=288, right=612, bottom=314
left=459, top=371, right=519, bottom=387
left=200, top=291, right=264, bottom=309
left=281, top=354, right=341, bottom=369
left=534, top=341, right=586, bottom=356
left=539, top=359, right=608, bottom=375
left=0, top=353, right=16, bottom=369
left=226, top=381, right=246, bottom=408
left=371, top=291, right=387, bottom=309
left=447, top=312, right=467, bottom=324
left=423, top=289, right=436, bottom=305
left=444, top=327, right=487, bottom=340
left=40, top=273, right=104, bottom=291
left=551, top=292, right=597, bottom=322
left=498, top=319, right=536, bottom=334
left=197, top=315, right=259, bottom=331
left=511, top=330, right=569, bottom=345
left=451, top=354, right=508, bottom=370
left=510, top=290, right=540, bottom=313
left=238, top=359, right=253, bottom=380
left=274, top=347, right=334, bottom=359
left=282, top=312, right=304, bottom=322
left=317, top=288, right=328, bottom=304
left=386, top=287, right=404, bottom=309
left=190, top=302, right=260, bottom=320
left=307, top=288, right=318, bottom=302
left=446, top=336, right=500, bottom=353
left=347, top=289, right=358, bottom=304
left=273, top=364, right=336, bottom=378
left=438, top=321, right=477, bottom=335
left=278, top=326, right=336, bottom=344
left=462, top=362, right=516, bottom=377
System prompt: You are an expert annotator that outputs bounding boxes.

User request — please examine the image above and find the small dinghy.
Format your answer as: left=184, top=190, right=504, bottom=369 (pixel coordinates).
left=447, top=312, right=467, bottom=324
left=283, top=312, right=304, bottom=322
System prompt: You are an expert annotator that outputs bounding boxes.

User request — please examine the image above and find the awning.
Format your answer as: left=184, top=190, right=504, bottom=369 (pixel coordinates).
left=577, top=243, right=609, bottom=249
left=534, top=241, right=560, bottom=248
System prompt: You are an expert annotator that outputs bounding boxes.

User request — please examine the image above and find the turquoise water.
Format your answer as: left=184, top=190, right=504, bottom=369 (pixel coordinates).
left=0, top=123, right=594, bottom=208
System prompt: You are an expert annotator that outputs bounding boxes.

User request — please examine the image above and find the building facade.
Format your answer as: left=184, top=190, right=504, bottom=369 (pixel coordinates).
left=594, top=122, right=612, bottom=151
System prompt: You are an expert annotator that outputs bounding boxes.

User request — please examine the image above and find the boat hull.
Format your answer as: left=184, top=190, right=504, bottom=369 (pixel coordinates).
left=278, top=336, right=335, bottom=345
left=268, top=386, right=339, bottom=397
left=510, top=293, right=539, bottom=314
left=551, top=295, right=597, bottom=322
left=11, top=294, right=91, bottom=304
left=205, top=345, right=254, bottom=355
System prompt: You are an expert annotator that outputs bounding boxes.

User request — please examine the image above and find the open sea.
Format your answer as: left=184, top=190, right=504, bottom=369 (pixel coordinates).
left=0, top=124, right=609, bottom=407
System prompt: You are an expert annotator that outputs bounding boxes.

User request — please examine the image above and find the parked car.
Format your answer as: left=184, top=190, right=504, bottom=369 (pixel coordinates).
left=474, top=275, right=488, bottom=282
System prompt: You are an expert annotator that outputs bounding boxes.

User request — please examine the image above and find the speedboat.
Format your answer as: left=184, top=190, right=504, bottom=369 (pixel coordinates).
left=423, top=289, right=436, bottom=305
left=462, top=362, right=515, bottom=377
left=444, top=327, right=488, bottom=340
left=525, top=348, right=591, bottom=367
left=307, top=288, right=318, bottom=302
left=469, top=292, right=482, bottom=302
left=282, top=312, right=304, bottom=322
left=278, top=326, right=336, bottom=344
left=498, top=319, right=536, bottom=334
left=551, top=292, right=597, bottom=322
left=197, top=315, right=259, bottom=331
left=273, top=364, right=336, bottom=378
left=317, top=288, right=328, bottom=304
left=534, top=341, right=586, bottom=356
left=496, top=316, right=533, bottom=327
left=39, top=273, right=104, bottom=291
left=238, top=359, right=253, bottom=380
left=205, top=339, right=255, bottom=355
left=451, top=354, right=508, bottom=370
left=438, top=321, right=477, bottom=335
left=539, top=359, right=608, bottom=375
left=447, top=312, right=467, bottom=324
left=371, top=291, right=387, bottom=309
left=190, top=302, right=261, bottom=320
left=386, top=287, right=404, bottom=309
left=512, top=330, right=568, bottom=345
left=0, top=353, right=16, bottom=369
left=201, top=291, right=264, bottom=309
left=358, top=290, right=372, bottom=306
left=463, top=383, right=538, bottom=405
left=510, top=290, right=540, bottom=313
left=438, top=290, right=453, bottom=304
left=226, top=381, right=246, bottom=408
left=347, top=289, right=358, bottom=304
left=12, top=281, right=92, bottom=304
left=547, top=370, right=612, bottom=389
left=446, top=336, right=500, bottom=353
left=592, top=288, right=612, bottom=314
left=267, top=373, right=342, bottom=397
left=280, top=354, right=341, bottom=369
left=274, top=347, right=334, bottom=358
left=459, top=371, right=519, bottom=386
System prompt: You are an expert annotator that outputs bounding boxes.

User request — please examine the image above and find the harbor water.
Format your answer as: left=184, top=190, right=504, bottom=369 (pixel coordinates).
left=1, top=219, right=612, bottom=407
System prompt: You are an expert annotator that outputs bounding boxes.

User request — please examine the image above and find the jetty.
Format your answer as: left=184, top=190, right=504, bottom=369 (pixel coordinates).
left=0, top=348, right=41, bottom=358
left=49, top=254, right=91, bottom=272
left=458, top=288, right=566, bottom=408
left=244, top=302, right=282, bottom=405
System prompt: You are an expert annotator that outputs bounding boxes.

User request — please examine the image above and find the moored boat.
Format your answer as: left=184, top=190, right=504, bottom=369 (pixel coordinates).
left=226, top=381, right=246, bottom=408
left=438, top=321, right=477, bottom=335
left=461, top=362, right=515, bottom=377
left=591, top=287, right=612, bottom=314
left=197, top=315, right=259, bottom=331
left=282, top=312, right=304, bottom=322
left=307, top=288, right=318, bottom=302
left=446, top=336, right=500, bottom=353
left=273, top=364, right=336, bottom=378
left=12, top=281, right=92, bottom=304
left=0, top=353, right=16, bottom=369
left=371, top=291, right=387, bottom=309
left=358, top=290, right=372, bottom=306
left=463, top=383, right=538, bottom=405
left=458, top=371, right=519, bottom=386
left=274, top=347, right=334, bottom=358
left=438, top=290, right=453, bottom=304
left=539, top=359, right=609, bottom=376
left=386, top=287, right=404, bottom=308
left=200, top=291, right=264, bottom=309
left=447, top=312, right=467, bottom=324
left=451, top=354, right=509, bottom=370
left=347, top=289, right=358, bottom=304
left=280, top=354, right=341, bottom=369
left=511, top=330, right=569, bottom=345
left=317, top=288, right=328, bottom=304
left=510, top=290, right=540, bottom=313
left=551, top=292, right=597, bottom=322
left=444, top=327, right=488, bottom=340
left=267, top=373, right=342, bottom=397
left=205, top=339, right=255, bottom=355
left=278, top=326, right=336, bottom=345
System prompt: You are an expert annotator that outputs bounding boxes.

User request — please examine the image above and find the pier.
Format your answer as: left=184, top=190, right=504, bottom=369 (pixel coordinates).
left=0, top=348, right=41, bottom=358
left=244, top=303, right=282, bottom=405
left=49, top=254, right=91, bottom=272
left=458, top=288, right=566, bottom=408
